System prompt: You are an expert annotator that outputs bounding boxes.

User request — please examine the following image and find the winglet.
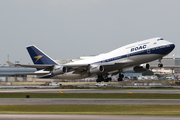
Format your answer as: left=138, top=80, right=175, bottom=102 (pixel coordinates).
left=6, top=61, right=15, bottom=66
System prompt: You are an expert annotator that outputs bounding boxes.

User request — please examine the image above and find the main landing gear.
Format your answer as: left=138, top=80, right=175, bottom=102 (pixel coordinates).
left=158, top=58, right=163, bottom=68
left=96, top=75, right=112, bottom=82
left=118, top=73, right=124, bottom=81
left=96, top=73, right=124, bottom=82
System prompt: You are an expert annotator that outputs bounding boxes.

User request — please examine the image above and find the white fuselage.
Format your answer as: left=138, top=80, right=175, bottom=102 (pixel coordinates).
left=48, top=37, right=175, bottom=79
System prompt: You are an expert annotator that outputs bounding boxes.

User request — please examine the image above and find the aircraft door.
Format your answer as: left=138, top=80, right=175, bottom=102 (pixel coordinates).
left=146, top=42, right=151, bottom=54
left=147, top=49, right=151, bottom=54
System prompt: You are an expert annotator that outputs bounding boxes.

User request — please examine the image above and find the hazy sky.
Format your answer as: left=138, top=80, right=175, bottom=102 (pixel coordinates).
left=0, top=0, right=180, bottom=64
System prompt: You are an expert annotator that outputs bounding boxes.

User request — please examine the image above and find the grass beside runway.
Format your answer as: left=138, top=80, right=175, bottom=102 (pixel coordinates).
left=1, top=93, right=180, bottom=99
left=0, top=105, right=180, bottom=116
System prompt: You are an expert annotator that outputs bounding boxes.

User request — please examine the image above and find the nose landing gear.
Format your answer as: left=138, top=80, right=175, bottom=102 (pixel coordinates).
left=158, top=58, right=163, bottom=68
left=158, top=63, right=163, bottom=68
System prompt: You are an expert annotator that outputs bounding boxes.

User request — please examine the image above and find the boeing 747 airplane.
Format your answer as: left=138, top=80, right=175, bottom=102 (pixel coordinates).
left=7, top=37, right=175, bottom=82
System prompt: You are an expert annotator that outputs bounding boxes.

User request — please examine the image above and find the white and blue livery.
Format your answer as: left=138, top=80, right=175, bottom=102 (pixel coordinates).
left=7, top=37, right=175, bottom=82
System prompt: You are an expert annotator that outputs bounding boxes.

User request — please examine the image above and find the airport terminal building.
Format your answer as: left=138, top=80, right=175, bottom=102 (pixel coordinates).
left=0, top=66, right=35, bottom=82
left=149, top=55, right=180, bottom=74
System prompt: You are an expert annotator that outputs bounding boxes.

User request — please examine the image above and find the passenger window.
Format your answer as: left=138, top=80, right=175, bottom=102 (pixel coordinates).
left=157, top=38, right=164, bottom=41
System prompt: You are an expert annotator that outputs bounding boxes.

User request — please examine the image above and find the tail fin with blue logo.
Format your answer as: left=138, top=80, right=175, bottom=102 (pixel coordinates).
left=26, top=45, right=58, bottom=65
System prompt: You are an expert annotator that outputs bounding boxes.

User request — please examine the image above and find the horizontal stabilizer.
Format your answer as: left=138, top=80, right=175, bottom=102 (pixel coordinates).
left=10, top=72, right=50, bottom=76
left=6, top=61, right=15, bottom=66
left=6, top=61, right=54, bottom=69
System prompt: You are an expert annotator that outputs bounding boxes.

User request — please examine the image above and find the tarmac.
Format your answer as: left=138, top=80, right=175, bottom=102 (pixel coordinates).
left=0, top=98, right=180, bottom=105
left=1, top=89, right=180, bottom=94
left=1, top=88, right=180, bottom=119
left=0, top=114, right=180, bottom=120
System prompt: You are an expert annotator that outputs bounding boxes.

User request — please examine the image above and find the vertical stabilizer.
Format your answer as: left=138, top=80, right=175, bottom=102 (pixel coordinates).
left=26, top=45, right=58, bottom=65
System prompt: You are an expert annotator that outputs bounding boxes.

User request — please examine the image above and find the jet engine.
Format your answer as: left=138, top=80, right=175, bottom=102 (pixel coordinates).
left=90, top=65, right=104, bottom=74
left=133, top=64, right=150, bottom=72
left=51, top=65, right=67, bottom=75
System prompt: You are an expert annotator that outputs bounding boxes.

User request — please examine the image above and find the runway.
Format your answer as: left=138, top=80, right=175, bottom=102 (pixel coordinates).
left=0, top=98, right=180, bottom=105
left=1, top=88, right=180, bottom=119
left=0, top=89, right=180, bottom=94
left=1, top=89, right=180, bottom=105
left=1, top=89, right=180, bottom=94
left=0, top=114, right=180, bottom=120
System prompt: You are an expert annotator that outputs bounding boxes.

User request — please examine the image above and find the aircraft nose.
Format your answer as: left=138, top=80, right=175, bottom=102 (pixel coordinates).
left=172, top=44, right=175, bottom=49
left=167, top=43, right=175, bottom=54
left=171, top=44, right=175, bottom=50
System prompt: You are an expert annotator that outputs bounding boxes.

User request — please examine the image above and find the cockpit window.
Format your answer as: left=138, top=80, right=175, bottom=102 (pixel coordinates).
left=157, top=38, right=164, bottom=41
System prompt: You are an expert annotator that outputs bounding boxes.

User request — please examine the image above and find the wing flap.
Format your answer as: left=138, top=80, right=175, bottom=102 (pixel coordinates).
left=95, top=59, right=134, bottom=66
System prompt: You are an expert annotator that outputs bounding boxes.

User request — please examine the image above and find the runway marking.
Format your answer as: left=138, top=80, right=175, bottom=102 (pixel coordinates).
left=126, top=91, right=132, bottom=94
left=58, top=91, right=63, bottom=93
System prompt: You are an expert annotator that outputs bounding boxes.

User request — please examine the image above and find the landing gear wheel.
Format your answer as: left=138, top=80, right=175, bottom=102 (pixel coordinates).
left=158, top=58, right=163, bottom=68
left=96, top=79, right=102, bottom=83
left=118, top=78, right=123, bottom=81
left=121, top=74, right=124, bottom=78
left=158, top=63, right=163, bottom=68
left=104, top=77, right=112, bottom=82
left=96, top=75, right=104, bottom=83
left=118, top=74, right=124, bottom=82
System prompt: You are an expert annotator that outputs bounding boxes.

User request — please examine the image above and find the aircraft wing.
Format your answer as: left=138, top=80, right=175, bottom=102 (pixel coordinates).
left=7, top=58, right=134, bottom=75
left=7, top=59, right=133, bottom=69
left=7, top=61, right=89, bottom=69
left=98, top=59, right=134, bottom=66
left=64, top=59, right=134, bottom=70
left=66, top=59, right=134, bottom=75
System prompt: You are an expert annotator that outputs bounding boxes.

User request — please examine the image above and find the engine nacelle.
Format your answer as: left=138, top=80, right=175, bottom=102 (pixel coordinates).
left=133, top=64, right=150, bottom=73
left=51, top=65, right=67, bottom=75
left=90, top=65, right=104, bottom=74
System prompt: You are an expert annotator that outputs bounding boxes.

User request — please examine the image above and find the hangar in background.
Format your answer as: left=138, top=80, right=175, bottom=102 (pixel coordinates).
left=149, top=55, right=180, bottom=74
left=0, top=66, right=35, bottom=76
left=0, top=66, right=35, bottom=82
